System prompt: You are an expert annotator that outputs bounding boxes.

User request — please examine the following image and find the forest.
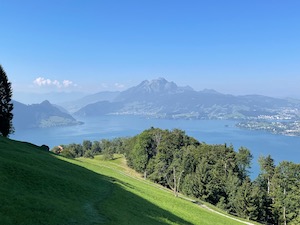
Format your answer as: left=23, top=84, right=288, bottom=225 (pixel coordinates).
left=52, top=128, right=300, bottom=225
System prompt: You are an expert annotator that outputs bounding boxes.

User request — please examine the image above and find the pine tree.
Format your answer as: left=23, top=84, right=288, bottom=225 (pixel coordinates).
left=0, top=65, right=14, bottom=137
left=259, top=155, right=275, bottom=194
left=271, top=162, right=300, bottom=225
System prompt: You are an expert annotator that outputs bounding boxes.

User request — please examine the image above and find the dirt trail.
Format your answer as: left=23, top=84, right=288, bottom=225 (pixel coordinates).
left=179, top=196, right=256, bottom=225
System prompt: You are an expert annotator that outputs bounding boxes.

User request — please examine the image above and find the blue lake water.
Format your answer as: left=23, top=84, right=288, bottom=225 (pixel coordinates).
left=12, top=115, right=300, bottom=179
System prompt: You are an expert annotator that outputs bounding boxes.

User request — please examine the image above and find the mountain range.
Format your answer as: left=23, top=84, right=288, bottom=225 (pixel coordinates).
left=12, top=78, right=300, bottom=130
left=73, top=78, right=300, bottom=120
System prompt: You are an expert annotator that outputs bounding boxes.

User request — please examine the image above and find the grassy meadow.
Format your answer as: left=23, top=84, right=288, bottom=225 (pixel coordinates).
left=0, top=136, right=260, bottom=225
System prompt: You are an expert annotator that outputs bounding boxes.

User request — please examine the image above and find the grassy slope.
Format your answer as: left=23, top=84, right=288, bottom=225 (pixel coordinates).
left=0, top=137, right=259, bottom=225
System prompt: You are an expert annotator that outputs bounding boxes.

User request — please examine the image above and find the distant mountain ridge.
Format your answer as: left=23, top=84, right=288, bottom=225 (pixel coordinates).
left=74, top=78, right=300, bottom=120
left=62, top=91, right=120, bottom=113
left=13, top=100, right=82, bottom=129
left=115, top=78, right=194, bottom=102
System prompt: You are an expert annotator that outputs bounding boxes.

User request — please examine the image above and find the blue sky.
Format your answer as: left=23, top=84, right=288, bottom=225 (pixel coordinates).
left=1, top=0, right=300, bottom=98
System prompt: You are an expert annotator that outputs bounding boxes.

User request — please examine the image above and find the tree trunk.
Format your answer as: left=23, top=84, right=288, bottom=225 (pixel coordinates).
left=173, top=167, right=178, bottom=197
left=165, top=167, right=184, bottom=197
left=267, top=177, right=270, bottom=194
left=283, top=206, right=286, bottom=225
left=283, top=187, right=286, bottom=225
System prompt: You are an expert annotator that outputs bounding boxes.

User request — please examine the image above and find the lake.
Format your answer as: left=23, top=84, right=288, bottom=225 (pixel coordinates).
left=12, top=115, right=300, bottom=179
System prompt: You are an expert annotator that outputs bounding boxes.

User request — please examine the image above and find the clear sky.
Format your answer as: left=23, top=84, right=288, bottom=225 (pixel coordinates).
left=1, top=0, right=300, bottom=98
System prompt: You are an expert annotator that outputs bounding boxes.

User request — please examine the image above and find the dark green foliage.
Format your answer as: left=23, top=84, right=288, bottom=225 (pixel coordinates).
left=82, top=140, right=94, bottom=158
left=259, top=155, right=275, bottom=194
left=83, top=149, right=94, bottom=158
left=256, top=155, right=276, bottom=224
left=82, top=140, right=92, bottom=151
left=60, top=143, right=83, bottom=158
left=0, top=65, right=14, bottom=137
left=91, top=140, right=101, bottom=154
left=233, top=179, right=258, bottom=220
left=123, top=127, right=300, bottom=224
left=129, top=128, right=159, bottom=173
left=126, top=129, right=240, bottom=204
left=236, top=147, right=253, bottom=180
left=40, top=144, right=50, bottom=151
left=51, top=138, right=129, bottom=160
left=270, top=161, right=300, bottom=225
left=100, top=138, right=121, bottom=160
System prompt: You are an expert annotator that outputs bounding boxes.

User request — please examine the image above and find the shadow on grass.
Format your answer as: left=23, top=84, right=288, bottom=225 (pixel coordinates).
left=110, top=155, right=123, bottom=160
left=1, top=138, right=193, bottom=225
left=101, top=176, right=194, bottom=225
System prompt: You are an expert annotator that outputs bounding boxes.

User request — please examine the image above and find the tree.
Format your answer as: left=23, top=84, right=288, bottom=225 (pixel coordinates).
left=253, top=177, right=274, bottom=223
left=128, top=128, right=161, bottom=176
left=236, top=147, right=253, bottom=180
left=0, top=65, right=14, bottom=137
left=218, top=144, right=236, bottom=178
left=82, top=140, right=92, bottom=152
left=271, top=161, right=300, bottom=225
left=100, top=139, right=115, bottom=160
left=91, top=141, right=101, bottom=154
left=60, top=143, right=83, bottom=158
left=259, top=155, right=275, bottom=194
left=233, top=178, right=259, bottom=220
left=257, top=155, right=276, bottom=223
left=165, top=166, right=184, bottom=197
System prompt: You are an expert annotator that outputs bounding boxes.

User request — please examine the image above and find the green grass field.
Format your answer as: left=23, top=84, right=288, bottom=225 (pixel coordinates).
left=0, top=136, right=260, bottom=225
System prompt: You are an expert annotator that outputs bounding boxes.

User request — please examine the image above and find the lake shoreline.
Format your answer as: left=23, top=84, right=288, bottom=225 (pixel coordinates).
left=12, top=115, right=300, bottom=179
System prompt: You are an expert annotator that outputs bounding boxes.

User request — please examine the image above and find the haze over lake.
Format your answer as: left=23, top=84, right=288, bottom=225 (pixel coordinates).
left=12, top=115, right=300, bottom=178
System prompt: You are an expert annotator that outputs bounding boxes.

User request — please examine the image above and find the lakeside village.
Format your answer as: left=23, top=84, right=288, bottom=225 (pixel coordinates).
left=236, top=108, right=300, bottom=136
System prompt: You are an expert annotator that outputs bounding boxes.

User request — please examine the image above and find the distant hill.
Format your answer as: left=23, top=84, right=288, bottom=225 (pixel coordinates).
left=74, top=78, right=299, bottom=120
left=13, top=100, right=82, bottom=129
left=62, top=91, right=120, bottom=113
left=74, top=101, right=123, bottom=117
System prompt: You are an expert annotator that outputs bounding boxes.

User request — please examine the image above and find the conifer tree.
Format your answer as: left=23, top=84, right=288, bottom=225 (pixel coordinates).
left=0, top=65, right=14, bottom=137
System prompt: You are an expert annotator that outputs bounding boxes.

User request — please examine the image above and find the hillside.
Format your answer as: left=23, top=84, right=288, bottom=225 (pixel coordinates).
left=0, top=136, right=258, bottom=225
left=62, top=91, right=120, bottom=113
left=12, top=100, right=82, bottom=129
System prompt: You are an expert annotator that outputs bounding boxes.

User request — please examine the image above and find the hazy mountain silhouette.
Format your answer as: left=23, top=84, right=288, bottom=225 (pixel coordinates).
left=13, top=100, right=82, bottom=129
left=74, top=78, right=298, bottom=119
left=62, top=91, right=120, bottom=113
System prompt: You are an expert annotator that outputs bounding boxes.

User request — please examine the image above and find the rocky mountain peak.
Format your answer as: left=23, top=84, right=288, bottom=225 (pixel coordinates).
left=116, top=77, right=195, bottom=101
left=135, top=78, right=192, bottom=94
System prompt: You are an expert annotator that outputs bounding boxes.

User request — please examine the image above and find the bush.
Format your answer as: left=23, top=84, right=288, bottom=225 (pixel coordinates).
left=40, top=145, right=50, bottom=151
left=83, top=150, right=94, bottom=159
